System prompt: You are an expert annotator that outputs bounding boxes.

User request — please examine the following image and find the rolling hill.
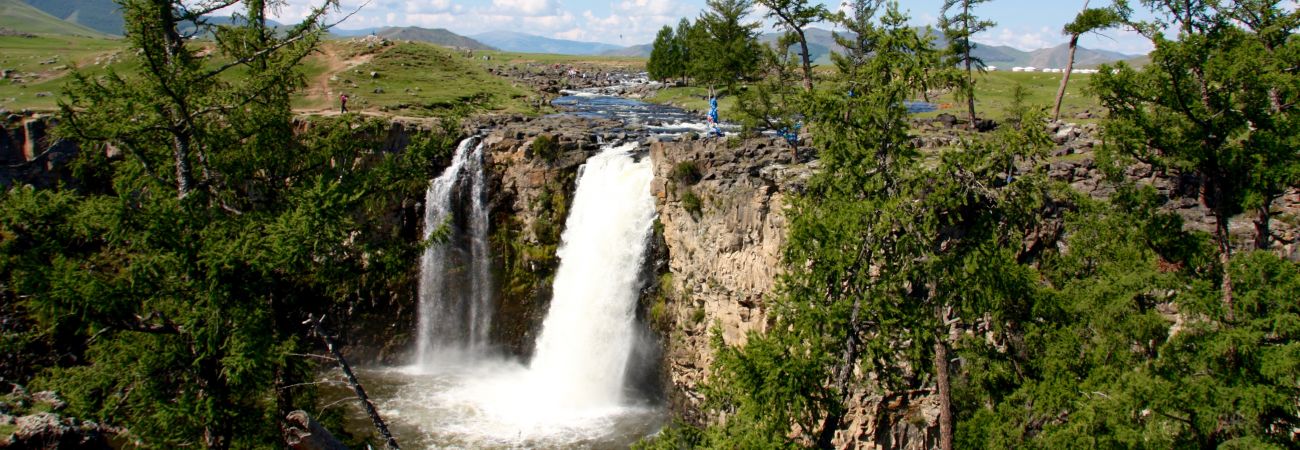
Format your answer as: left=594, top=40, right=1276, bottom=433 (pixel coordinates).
left=23, top=0, right=122, bottom=36
left=0, top=0, right=110, bottom=37
left=471, top=30, right=622, bottom=55
left=374, top=27, right=494, bottom=50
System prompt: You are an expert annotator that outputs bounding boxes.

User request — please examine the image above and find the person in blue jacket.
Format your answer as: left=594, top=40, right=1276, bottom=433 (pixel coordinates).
left=706, top=97, right=723, bottom=137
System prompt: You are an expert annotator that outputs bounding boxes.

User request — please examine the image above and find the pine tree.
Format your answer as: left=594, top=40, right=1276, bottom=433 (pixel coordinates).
left=1051, top=1, right=1121, bottom=121
left=0, top=1, right=462, bottom=447
left=939, top=0, right=995, bottom=129
left=648, top=25, right=679, bottom=81
left=694, top=0, right=762, bottom=95
left=755, top=0, right=828, bottom=92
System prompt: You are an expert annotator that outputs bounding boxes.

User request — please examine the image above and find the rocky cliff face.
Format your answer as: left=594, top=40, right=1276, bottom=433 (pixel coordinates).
left=644, top=137, right=945, bottom=449
left=646, top=137, right=800, bottom=418
left=0, top=113, right=82, bottom=190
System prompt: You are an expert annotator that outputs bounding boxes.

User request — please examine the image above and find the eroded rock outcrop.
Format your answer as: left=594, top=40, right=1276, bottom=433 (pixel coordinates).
left=646, top=137, right=804, bottom=420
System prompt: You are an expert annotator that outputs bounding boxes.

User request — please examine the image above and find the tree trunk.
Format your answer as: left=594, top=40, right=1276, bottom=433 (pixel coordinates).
left=934, top=338, right=953, bottom=450
left=1254, top=201, right=1273, bottom=250
left=1052, top=35, right=1080, bottom=121
left=797, top=29, right=814, bottom=92
left=1216, top=212, right=1235, bottom=322
left=963, top=2, right=977, bottom=130
left=172, top=129, right=194, bottom=199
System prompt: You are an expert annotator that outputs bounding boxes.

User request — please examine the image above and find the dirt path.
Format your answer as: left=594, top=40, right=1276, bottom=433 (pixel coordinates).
left=299, top=42, right=373, bottom=112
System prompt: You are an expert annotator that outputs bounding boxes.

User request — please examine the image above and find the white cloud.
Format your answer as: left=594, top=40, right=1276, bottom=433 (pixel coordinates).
left=974, top=26, right=1055, bottom=51
left=491, top=0, right=558, bottom=16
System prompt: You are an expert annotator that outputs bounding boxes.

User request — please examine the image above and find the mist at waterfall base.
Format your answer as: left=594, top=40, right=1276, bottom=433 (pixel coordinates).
left=356, top=142, right=663, bottom=448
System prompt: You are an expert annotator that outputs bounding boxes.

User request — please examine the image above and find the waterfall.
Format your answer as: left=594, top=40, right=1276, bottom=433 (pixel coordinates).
left=526, top=142, right=657, bottom=409
left=415, top=137, right=493, bottom=368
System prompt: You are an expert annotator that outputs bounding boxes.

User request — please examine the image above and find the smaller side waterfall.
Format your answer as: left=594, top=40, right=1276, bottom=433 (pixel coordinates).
left=415, top=137, right=493, bottom=368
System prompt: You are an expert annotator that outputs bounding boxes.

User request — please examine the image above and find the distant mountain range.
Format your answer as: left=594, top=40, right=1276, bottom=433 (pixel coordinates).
left=0, top=0, right=110, bottom=37
left=22, top=0, right=121, bottom=36
left=369, top=27, right=495, bottom=50
left=471, top=30, right=624, bottom=55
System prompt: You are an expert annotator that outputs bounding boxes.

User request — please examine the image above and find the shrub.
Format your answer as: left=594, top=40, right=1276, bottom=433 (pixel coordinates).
left=671, top=161, right=702, bottom=185
left=531, top=134, right=559, bottom=162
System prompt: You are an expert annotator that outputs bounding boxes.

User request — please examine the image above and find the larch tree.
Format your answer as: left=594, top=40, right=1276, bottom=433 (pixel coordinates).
left=1051, top=1, right=1122, bottom=121
left=0, top=0, right=462, bottom=447
left=755, top=0, right=829, bottom=92
left=939, top=0, right=995, bottom=130
left=694, top=0, right=762, bottom=96
left=1091, top=0, right=1299, bottom=317
left=648, top=25, right=680, bottom=82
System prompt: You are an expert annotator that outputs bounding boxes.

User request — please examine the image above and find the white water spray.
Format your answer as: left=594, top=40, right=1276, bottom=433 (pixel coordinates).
left=415, top=137, right=493, bottom=368
left=526, top=142, right=657, bottom=409
left=378, top=142, right=660, bottom=446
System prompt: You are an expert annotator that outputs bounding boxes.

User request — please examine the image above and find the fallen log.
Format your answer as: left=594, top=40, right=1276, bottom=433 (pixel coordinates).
left=308, top=314, right=401, bottom=450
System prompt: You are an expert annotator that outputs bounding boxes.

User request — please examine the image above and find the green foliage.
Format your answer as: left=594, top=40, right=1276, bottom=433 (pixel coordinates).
left=939, top=0, right=996, bottom=124
left=693, top=0, right=763, bottom=92
left=691, top=307, right=707, bottom=325
left=1092, top=0, right=1300, bottom=272
left=755, top=0, right=829, bottom=91
left=530, top=134, right=560, bottom=162
left=1062, top=6, right=1122, bottom=36
left=680, top=188, right=703, bottom=216
left=0, top=2, right=464, bottom=448
left=671, top=161, right=702, bottom=185
left=648, top=25, right=683, bottom=82
left=645, top=3, right=1300, bottom=450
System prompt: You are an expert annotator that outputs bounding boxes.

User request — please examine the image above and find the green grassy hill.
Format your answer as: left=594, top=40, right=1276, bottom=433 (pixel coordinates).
left=23, top=0, right=123, bottom=36
left=0, top=0, right=109, bottom=37
left=376, top=27, right=494, bottom=51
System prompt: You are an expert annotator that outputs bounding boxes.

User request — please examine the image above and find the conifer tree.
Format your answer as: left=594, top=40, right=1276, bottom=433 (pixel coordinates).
left=0, top=1, right=462, bottom=447
left=1052, top=1, right=1121, bottom=121
left=694, top=0, right=762, bottom=95
left=939, top=0, right=995, bottom=129
left=674, top=18, right=698, bottom=83
left=755, top=0, right=828, bottom=92
left=1091, top=0, right=1299, bottom=315
left=648, top=25, right=680, bottom=81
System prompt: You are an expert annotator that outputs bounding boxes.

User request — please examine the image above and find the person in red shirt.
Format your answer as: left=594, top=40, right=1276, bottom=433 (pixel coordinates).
left=340, top=93, right=349, bottom=114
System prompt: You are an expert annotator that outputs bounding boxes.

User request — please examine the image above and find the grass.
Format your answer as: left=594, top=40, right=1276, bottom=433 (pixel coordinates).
left=0, top=35, right=547, bottom=116
left=0, top=35, right=127, bottom=111
left=919, top=70, right=1103, bottom=122
left=645, top=68, right=1106, bottom=123
left=324, top=41, right=539, bottom=116
left=646, top=85, right=739, bottom=116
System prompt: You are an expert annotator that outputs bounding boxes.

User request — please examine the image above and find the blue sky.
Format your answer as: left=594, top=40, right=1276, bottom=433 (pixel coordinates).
left=269, top=0, right=1182, bottom=54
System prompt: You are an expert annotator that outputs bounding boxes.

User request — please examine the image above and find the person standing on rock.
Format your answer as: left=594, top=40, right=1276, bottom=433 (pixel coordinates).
left=707, top=97, right=723, bottom=138
left=340, top=93, right=349, bottom=114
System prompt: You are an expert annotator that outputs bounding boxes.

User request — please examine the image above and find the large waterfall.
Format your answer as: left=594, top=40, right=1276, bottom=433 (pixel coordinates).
left=376, top=142, right=662, bottom=447
left=415, top=137, right=493, bottom=368
left=527, top=142, right=657, bottom=409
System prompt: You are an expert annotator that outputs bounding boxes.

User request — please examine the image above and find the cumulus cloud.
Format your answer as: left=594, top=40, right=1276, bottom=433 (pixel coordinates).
left=491, top=0, right=557, bottom=16
left=973, top=26, right=1056, bottom=50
